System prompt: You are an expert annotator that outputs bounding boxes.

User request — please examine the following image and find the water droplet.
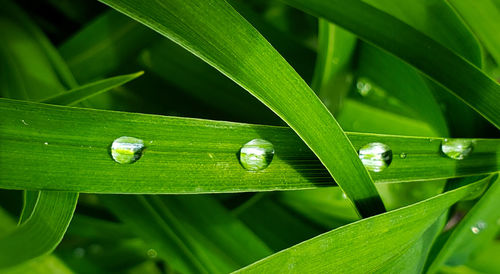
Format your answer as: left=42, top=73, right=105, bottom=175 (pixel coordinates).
left=441, top=139, right=473, bottom=160
left=239, top=139, right=274, bottom=171
left=111, top=136, right=145, bottom=164
left=399, top=153, right=407, bottom=159
left=147, top=248, right=158, bottom=258
left=44, top=142, right=49, bottom=146
left=21, top=119, right=28, bottom=126
left=341, top=193, right=347, bottom=199
left=471, top=221, right=487, bottom=234
left=356, top=79, right=372, bottom=96
left=73, top=247, right=86, bottom=258
left=358, top=143, right=393, bottom=172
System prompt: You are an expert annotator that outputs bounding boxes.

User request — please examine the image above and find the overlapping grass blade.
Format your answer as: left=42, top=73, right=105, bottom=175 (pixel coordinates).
left=280, top=0, right=500, bottom=129
left=40, top=71, right=143, bottom=106
left=235, top=176, right=493, bottom=273
left=98, top=0, right=385, bottom=217
left=0, top=99, right=498, bottom=193
left=426, top=174, right=500, bottom=273
left=448, top=0, right=500, bottom=66
left=0, top=191, right=78, bottom=269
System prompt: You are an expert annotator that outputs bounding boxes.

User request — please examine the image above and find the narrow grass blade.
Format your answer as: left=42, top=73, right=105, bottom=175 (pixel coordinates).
left=0, top=191, right=78, bottom=269
left=448, top=0, right=500, bottom=66
left=98, top=0, right=386, bottom=218
left=280, top=0, right=500, bottom=129
left=234, top=176, right=492, bottom=273
left=0, top=99, right=498, bottom=193
left=19, top=191, right=40, bottom=224
left=40, top=71, right=144, bottom=106
left=427, top=174, right=500, bottom=273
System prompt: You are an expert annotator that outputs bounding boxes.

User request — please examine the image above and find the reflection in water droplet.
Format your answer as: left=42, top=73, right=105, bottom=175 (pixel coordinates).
left=399, top=153, right=407, bottom=159
left=471, top=221, right=487, bottom=234
left=441, top=139, right=473, bottom=160
left=147, top=248, right=158, bottom=258
left=111, top=136, right=145, bottom=164
left=358, top=143, right=392, bottom=172
left=356, top=79, right=372, bottom=96
left=21, top=119, right=28, bottom=126
left=239, top=139, right=275, bottom=171
left=44, top=142, right=49, bottom=146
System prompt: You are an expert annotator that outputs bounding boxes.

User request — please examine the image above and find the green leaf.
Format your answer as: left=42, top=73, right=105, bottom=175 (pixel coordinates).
left=40, top=71, right=144, bottom=106
left=280, top=0, right=500, bottom=129
left=97, top=0, right=385, bottom=217
left=0, top=191, right=78, bottom=269
left=235, top=175, right=493, bottom=273
left=448, top=0, right=500, bottom=66
left=0, top=99, right=498, bottom=193
left=427, top=174, right=500, bottom=272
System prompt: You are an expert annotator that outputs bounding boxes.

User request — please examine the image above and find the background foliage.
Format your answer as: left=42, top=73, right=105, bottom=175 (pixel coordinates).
left=0, top=0, right=499, bottom=273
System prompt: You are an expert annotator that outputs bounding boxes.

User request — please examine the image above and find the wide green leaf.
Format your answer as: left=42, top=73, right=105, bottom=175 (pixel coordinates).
left=0, top=191, right=78, bottom=269
left=235, top=175, right=492, bottom=273
left=98, top=0, right=385, bottom=217
left=280, top=0, right=500, bottom=129
left=0, top=99, right=498, bottom=194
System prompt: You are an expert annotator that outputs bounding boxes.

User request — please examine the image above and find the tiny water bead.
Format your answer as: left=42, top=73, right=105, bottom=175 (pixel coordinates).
left=147, top=248, right=158, bottom=258
left=471, top=221, right=487, bottom=234
left=399, top=153, right=407, bottom=159
left=356, top=79, right=372, bottom=96
left=239, top=139, right=275, bottom=171
left=358, top=142, right=393, bottom=172
left=441, top=138, right=473, bottom=160
left=111, top=136, right=145, bottom=164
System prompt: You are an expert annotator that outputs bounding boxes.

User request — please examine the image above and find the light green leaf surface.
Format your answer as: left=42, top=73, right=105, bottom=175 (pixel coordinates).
left=98, top=0, right=385, bottom=217
left=0, top=191, right=78, bottom=269
left=427, top=174, right=500, bottom=273
left=448, top=0, right=500, bottom=66
left=235, top=176, right=492, bottom=273
left=280, top=0, right=500, bottom=129
left=41, top=72, right=144, bottom=106
left=0, top=99, right=499, bottom=194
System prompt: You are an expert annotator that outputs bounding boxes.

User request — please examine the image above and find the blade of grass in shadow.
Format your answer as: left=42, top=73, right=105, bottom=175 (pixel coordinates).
left=98, top=0, right=385, bottom=218
left=279, top=0, right=500, bottom=129
left=0, top=191, right=78, bottom=269
left=426, top=174, right=500, bottom=273
left=0, top=98, right=499, bottom=193
left=234, top=175, right=493, bottom=273
left=40, top=71, right=144, bottom=106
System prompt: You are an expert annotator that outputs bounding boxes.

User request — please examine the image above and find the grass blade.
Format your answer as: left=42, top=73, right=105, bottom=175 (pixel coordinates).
left=235, top=176, right=493, bottom=273
left=40, top=71, right=144, bottom=106
left=97, top=0, right=385, bottom=217
left=0, top=191, right=78, bottom=269
left=280, top=0, right=500, bottom=129
left=0, top=99, right=498, bottom=193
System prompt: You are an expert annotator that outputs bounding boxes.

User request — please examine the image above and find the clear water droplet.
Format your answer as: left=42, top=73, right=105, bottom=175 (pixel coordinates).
left=356, top=79, right=372, bottom=96
left=239, top=139, right=274, bottom=171
left=441, top=139, right=473, bottom=160
left=21, top=119, right=29, bottom=126
left=111, top=136, right=145, bottom=164
left=147, top=248, right=158, bottom=258
left=44, top=142, right=49, bottom=146
left=358, top=142, right=393, bottom=172
left=399, top=153, right=407, bottom=159
left=471, top=221, right=487, bottom=234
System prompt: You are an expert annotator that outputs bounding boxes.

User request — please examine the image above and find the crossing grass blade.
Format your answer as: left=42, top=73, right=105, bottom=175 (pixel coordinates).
left=0, top=191, right=78, bottom=269
left=279, top=0, right=500, bottom=129
left=40, top=72, right=144, bottom=106
left=97, top=0, right=385, bottom=217
left=0, top=98, right=498, bottom=194
left=234, top=175, right=493, bottom=273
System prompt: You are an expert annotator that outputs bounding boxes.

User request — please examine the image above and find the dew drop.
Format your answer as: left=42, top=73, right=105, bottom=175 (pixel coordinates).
left=111, top=136, right=145, bottom=164
left=44, top=142, right=49, bottom=146
left=441, top=139, right=473, bottom=160
left=471, top=221, right=487, bottom=234
left=358, top=142, right=393, bottom=172
left=147, top=248, right=158, bottom=258
left=73, top=247, right=86, bottom=258
left=356, top=79, right=372, bottom=96
left=21, top=119, right=29, bottom=126
left=239, top=139, right=274, bottom=171
left=399, top=153, right=407, bottom=159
